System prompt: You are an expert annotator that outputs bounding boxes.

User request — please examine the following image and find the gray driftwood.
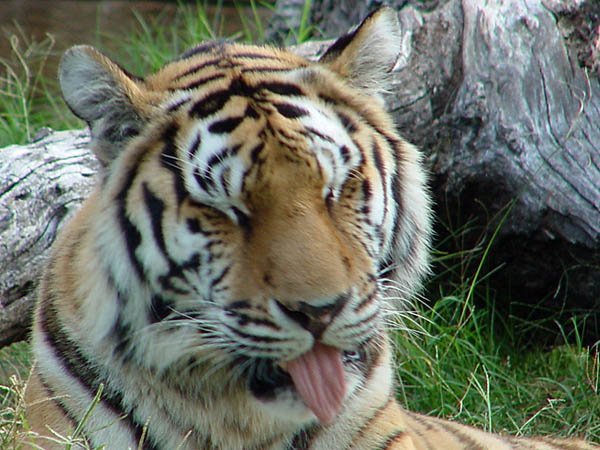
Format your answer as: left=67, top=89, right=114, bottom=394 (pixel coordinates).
left=1, top=0, right=599, bottom=348
left=0, top=130, right=99, bottom=347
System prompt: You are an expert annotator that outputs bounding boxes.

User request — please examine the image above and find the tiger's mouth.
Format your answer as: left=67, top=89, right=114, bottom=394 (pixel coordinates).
left=247, top=358, right=293, bottom=398
left=247, top=344, right=363, bottom=424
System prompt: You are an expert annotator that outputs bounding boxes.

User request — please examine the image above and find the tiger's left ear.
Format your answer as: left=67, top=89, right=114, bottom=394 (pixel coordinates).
left=319, top=8, right=401, bottom=96
left=59, top=45, right=153, bottom=166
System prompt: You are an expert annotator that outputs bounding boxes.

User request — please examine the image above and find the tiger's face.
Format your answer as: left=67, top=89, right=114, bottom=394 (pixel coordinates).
left=57, top=9, right=431, bottom=428
left=104, top=50, right=385, bottom=425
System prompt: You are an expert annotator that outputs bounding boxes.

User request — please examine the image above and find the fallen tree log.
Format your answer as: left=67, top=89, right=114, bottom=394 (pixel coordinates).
left=0, top=130, right=99, bottom=347
left=1, top=0, right=599, bottom=348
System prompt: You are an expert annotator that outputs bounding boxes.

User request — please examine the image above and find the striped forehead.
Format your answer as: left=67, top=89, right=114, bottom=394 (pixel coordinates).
left=160, top=61, right=362, bottom=209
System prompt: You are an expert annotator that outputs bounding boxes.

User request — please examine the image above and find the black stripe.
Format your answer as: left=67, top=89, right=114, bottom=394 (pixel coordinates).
left=319, top=28, right=358, bottom=62
left=172, top=56, right=221, bottom=79
left=229, top=76, right=253, bottom=96
left=181, top=252, right=201, bottom=270
left=205, top=146, right=235, bottom=177
left=226, top=326, right=283, bottom=344
left=235, top=315, right=280, bottom=329
left=209, top=265, right=230, bottom=288
left=303, top=126, right=333, bottom=143
left=385, top=164, right=404, bottom=277
left=142, top=183, right=167, bottom=256
left=36, top=372, right=81, bottom=431
left=191, top=78, right=254, bottom=118
left=149, top=295, right=174, bottom=323
left=340, top=145, right=351, bottom=163
left=158, top=251, right=201, bottom=295
left=160, top=124, right=188, bottom=205
left=361, top=178, right=372, bottom=215
left=434, top=421, right=488, bottom=449
left=354, top=288, right=378, bottom=312
left=376, top=430, right=412, bottom=450
left=231, top=206, right=251, bottom=231
left=191, top=90, right=232, bottom=118
left=233, top=52, right=278, bottom=60
left=372, top=140, right=386, bottom=182
left=404, top=409, right=436, bottom=431
left=249, top=142, right=265, bottom=164
left=40, top=301, right=159, bottom=449
left=371, top=139, right=388, bottom=220
left=220, top=168, right=231, bottom=197
left=354, top=332, right=383, bottom=383
left=318, top=93, right=338, bottom=106
left=167, top=97, right=191, bottom=112
left=208, top=116, right=244, bottom=134
left=228, top=300, right=251, bottom=310
left=255, top=81, right=304, bottom=96
left=115, top=164, right=145, bottom=281
left=288, top=424, right=321, bottom=450
left=320, top=91, right=408, bottom=166
left=403, top=410, right=441, bottom=449
left=158, top=272, right=189, bottom=296
left=240, top=66, right=294, bottom=74
left=194, top=167, right=215, bottom=192
left=337, top=111, right=358, bottom=133
left=274, top=103, right=308, bottom=119
left=354, top=392, right=395, bottom=443
left=343, top=311, right=379, bottom=339
left=245, top=104, right=260, bottom=119
left=183, top=73, right=226, bottom=91
left=352, top=139, right=366, bottom=169
left=205, top=238, right=224, bottom=259
left=186, top=218, right=201, bottom=233
left=188, top=132, right=202, bottom=160
left=177, top=41, right=226, bottom=61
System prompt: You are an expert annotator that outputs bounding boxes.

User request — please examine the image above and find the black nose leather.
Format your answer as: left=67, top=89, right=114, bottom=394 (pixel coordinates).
left=275, top=294, right=348, bottom=338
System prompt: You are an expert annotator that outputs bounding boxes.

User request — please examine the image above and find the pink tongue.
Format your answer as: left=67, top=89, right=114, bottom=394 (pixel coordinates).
left=286, top=343, right=346, bottom=424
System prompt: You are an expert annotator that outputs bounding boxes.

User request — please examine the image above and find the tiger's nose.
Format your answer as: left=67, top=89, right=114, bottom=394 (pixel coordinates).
left=275, top=294, right=349, bottom=338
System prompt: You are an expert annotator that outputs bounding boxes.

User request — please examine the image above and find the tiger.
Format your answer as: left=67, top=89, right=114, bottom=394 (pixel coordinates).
left=23, top=7, right=595, bottom=450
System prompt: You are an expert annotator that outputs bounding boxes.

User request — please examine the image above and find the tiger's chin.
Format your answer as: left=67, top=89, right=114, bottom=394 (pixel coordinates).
left=252, top=382, right=317, bottom=425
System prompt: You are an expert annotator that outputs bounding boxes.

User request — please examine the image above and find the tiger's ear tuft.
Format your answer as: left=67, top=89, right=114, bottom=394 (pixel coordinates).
left=319, top=8, right=401, bottom=97
left=59, top=45, right=145, bottom=166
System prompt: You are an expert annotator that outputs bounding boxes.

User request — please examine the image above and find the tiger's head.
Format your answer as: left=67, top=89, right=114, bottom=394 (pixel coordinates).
left=58, top=8, right=432, bottom=427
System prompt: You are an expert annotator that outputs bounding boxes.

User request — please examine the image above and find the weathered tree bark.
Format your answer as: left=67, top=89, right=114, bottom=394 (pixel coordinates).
left=1, top=0, right=599, bottom=347
left=0, top=130, right=100, bottom=347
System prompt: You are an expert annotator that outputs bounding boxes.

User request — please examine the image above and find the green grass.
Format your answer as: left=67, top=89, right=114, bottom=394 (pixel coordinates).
left=394, top=294, right=600, bottom=441
left=0, top=28, right=81, bottom=148
left=0, top=1, right=599, bottom=447
left=104, top=3, right=219, bottom=75
left=0, top=342, right=30, bottom=449
left=392, top=204, right=600, bottom=441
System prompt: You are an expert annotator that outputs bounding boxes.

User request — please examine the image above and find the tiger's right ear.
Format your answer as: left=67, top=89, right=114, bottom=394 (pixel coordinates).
left=318, top=8, right=401, bottom=98
left=59, top=45, right=149, bottom=166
